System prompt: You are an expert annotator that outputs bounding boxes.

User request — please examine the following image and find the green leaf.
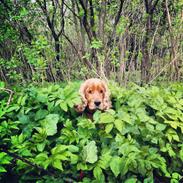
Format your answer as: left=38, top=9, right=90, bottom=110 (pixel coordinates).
left=68, top=145, right=79, bottom=153
left=98, top=151, right=112, bottom=169
left=0, top=166, right=6, bottom=173
left=52, top=159, right=63, bottom=171
left=90, top=39, right=103, bottom=49
left=121, top=156, right=131, bottom=176
left=70, top=154, right=78, bottom=164
left=105, top=124, right=113, bottom=133
left=99, top=113, right=115, bottom=124
left=117, top=110, right=132, bottom=124
left=166, top=129, right=180, bottom=142
left=35, top=109, right=48, bottom=121
left=172, top=172, right=181, bottom=180
left=83, top=141, right=98, bottom=164
left=109, top=156, right=122, bottom=177
left=37, top=142, right=46, bottom=152
left=44, top=114, right=59, bottom=136
left=93, top=166, right=105, bottom=182
left=51, top=145, right=68, bottom=154
left=60, top=102, right=68, bottom=112
left=124, top=178, right=137, bottom=183
left=0, top=81, right=5, bottom=88
left=114, top=119, right=124, bottom=132
left=156, top=123, right=166, bottom=131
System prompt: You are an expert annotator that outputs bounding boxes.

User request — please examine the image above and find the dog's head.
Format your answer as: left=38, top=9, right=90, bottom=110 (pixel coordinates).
left=76, top=78, right=111, bottom=112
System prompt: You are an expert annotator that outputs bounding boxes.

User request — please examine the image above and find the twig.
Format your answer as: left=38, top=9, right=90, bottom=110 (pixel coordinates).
left=0, top=88, right=14, bottom=106
left=149, top=17, right=160, bottom=56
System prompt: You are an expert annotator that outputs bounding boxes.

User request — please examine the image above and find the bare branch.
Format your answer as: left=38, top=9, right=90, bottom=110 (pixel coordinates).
left=0, top=88, right=14, bottom=106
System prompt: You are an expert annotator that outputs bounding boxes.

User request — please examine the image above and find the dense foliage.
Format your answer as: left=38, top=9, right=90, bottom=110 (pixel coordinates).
left=0, top=81, right=183, bottom=182
left=0, top=0, right=182, bottom=84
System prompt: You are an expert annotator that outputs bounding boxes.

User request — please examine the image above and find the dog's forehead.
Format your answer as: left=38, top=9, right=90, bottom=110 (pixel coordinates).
left=86, top=80, right=104, bottom=90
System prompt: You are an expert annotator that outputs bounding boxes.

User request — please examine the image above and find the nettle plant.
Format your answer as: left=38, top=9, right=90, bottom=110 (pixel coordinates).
left=0, top=81, right=183, bottom=182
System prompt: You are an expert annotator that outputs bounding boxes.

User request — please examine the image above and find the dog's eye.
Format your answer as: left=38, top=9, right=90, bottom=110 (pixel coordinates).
left=100, top=90, right=103, bottom=93
left=88, top=90, right=92, bottom=94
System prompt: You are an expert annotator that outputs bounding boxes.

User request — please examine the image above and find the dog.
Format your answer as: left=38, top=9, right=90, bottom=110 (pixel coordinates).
left=75, top=78, right=111, bottom=114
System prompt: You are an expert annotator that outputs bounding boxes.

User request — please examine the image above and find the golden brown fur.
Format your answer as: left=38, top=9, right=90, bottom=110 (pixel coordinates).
left=76, top=78, right=111, bottom=113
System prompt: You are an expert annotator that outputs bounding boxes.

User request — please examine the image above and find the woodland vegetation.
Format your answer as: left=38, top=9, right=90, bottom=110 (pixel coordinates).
left=0, top=0, right=183, bottom=183
left=0, top=0, right=182, bottom=85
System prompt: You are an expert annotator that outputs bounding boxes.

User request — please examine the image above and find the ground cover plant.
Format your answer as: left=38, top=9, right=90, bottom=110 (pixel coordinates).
left=0, top=81, right=183, bottom=182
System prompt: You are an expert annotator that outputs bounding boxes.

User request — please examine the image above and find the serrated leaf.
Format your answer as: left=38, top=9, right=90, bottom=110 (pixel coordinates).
left=83, top=141, right=98, bottom=164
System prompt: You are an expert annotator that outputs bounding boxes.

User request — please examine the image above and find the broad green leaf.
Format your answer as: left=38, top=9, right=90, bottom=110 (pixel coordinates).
left=109, top=156, right=122, bottom=177
left=83, top=141, right=98, bottom=164
left=54, top=154, right=69, bottom=161
left=70, top=154, right=78, bottom=164
left=0, top=81, right=5, bottom=88
left=124, top=178, right=137, bottom=183
left=37, top=142, right=46, bottom=152
left=121, top=157, right=130, bottom=176
left=114, top=119, right=124, bottom=132
left=68, top=145, right=79, bottom=153
left=166, top=129, right=179, bottom=142
left=51, top=145, right=68, bottom=154
left=37, top=94, right=48, bottom=103
left=52, top=159, right=63, bottom=171
left=0, top=152, right=7, bottom=159
left=35, top=109, right=48, bottom=121
left=172, top=172, right=181, bottom=180
left=0, top=166, right=6, bottom=173
left=98, top=152, right=112, bottom=169
left=35, top=152, right=48, bottom=161
left=99, top=113, right=115, bottom=124
left=77, top=163, right=88, bottom=170
left=105, top=124, right=113, bottom=133
left=93, top=166, right=103, bottom=181
left=156, top=123, right=166, bottom=131
left=44, top=114, right=59, bottom=136
left=60, top=102, right=68, bottom=112
left=144, top=176, right=154, bottom=183
left=117, top=110, right=132, bottom=124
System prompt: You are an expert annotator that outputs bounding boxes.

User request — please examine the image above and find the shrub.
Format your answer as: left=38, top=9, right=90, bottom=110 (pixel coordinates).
left=0, top=82, right=183, bottom=182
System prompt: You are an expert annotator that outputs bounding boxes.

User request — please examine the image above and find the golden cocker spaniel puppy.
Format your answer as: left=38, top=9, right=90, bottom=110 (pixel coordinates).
left=76, top=78, right=111, bottom=113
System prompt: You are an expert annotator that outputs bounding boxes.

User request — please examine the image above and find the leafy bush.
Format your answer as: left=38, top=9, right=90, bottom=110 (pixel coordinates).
left=0, top=82, right=183, bottom=182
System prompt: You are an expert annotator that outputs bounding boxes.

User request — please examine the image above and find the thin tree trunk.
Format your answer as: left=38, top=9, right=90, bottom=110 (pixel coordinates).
left=165, top=0, right=179, bottom=80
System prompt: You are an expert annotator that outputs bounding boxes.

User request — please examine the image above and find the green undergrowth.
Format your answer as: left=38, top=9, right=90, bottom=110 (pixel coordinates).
left=0, top=81, right=183, bottom=183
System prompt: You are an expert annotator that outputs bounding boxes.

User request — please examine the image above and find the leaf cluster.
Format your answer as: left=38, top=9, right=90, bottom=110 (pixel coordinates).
left=0, top=82, right=183, bottom=182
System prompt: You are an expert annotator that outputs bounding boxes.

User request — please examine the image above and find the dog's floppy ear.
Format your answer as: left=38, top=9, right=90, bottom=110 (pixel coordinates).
left=75, top=81, right=88, bottom=112
left=102, top=81, right=112, bottom=110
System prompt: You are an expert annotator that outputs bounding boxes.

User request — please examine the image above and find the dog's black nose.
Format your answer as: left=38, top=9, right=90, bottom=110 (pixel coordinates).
left=94, top=101, right=101, bottom=106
